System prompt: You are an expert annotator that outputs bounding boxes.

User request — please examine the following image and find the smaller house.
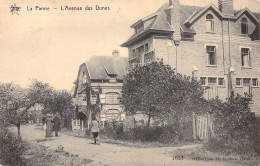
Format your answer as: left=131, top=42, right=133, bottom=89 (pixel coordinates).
left=73, top=50, right=128, bottom=130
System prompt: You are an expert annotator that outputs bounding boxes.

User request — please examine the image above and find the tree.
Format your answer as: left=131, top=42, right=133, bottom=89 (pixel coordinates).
left=121, top=60, right=204, bottom=127
left=0, top=83, right=32, bottom=136
left=27, top=80, right=75, bottom=128
left=0, top=80, right=75, bottom=136
left=52, top=90, right=75, bottom=129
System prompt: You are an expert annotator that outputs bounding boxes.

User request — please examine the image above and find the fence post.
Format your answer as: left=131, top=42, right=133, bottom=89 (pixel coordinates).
left=206, top=112, right=209, bottom=139
left=192, top=112, right=196, bottom=139
left=71, top=119, right=74, bottom=130
left=81, top=120, right=84, bottom=132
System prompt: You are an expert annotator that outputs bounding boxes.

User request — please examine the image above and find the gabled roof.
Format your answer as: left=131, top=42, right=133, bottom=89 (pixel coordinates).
left=73, top=56, right=128, bottom=96
left=121, top=2, right=260, bottom=47
left=234, top=8, right=259, bottom=23
left=186, top=4, right=259, bottom=25
left=184, top=3, right=224, bottom=25
left=85, top=56, right=128, bottom=80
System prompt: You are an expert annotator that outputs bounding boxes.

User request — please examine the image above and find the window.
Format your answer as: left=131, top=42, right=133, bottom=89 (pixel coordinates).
left=206, top=14, right=214, bottom=32
left=243, top=78, right=251, bottom=85
left=252, top=78, right=258, bottom=87
left=241, top=18, right=248, bottom=35
left=200, top=77, right=206, bottom=85
left=241, top=48, right=251, bottom=67
left=218, top=78, right=224, bottom=86
left=208, top=77, right=217, bottom=84
left=242, top=78, right=252, bottom=96
left=132, top=49, right=136, bottom=58
left=105, top=92, right=119, bottom=104
left=83, top=96, right=86, bottom=101
left=137, top=45, right=144, bottom=53
left=145, top=43, right=149, bottom=52
left=91, top=93, right=97, bottom=104
left=109, top=77, right=116, bottom=83
left=135, top=23, right=144, bottom=34
left=236, top=78, right=242, bottom=86
left=206, top=46, right=216, bottom=65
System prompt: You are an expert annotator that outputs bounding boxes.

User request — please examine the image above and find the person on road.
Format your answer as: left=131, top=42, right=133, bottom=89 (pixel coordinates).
left=53, top=113, right=61, bottom=137
left=45, top=114, right=53, bottom=137
left=89, top=116, right=100, bottom=145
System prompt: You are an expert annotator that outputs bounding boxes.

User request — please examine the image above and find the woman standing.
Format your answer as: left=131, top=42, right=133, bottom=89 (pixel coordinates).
left=45, top=114, right=53, bottom=137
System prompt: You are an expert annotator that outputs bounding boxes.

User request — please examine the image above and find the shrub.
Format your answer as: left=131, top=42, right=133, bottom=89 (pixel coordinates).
left=101, top=121, right=182, bottom=143
left=0, top=128, right=26, bottom=165
left=206, top=94, right=258, bottom=155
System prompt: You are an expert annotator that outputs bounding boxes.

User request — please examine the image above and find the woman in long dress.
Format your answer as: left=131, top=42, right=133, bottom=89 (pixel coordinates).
left=45, top=115, right=53, bottom=137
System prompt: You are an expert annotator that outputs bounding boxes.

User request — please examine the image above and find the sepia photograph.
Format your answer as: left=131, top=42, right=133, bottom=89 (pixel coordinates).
left=0, top=0, right=260, bottom=165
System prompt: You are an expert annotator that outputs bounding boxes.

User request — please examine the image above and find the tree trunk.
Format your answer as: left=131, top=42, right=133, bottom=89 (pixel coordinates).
left=147, top=111, right=151, bottom=127
left=17, top=123, right=21, bottom=137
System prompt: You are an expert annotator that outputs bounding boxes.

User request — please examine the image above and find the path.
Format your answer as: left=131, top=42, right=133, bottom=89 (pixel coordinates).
left=10, top=125, right=239, bottom=166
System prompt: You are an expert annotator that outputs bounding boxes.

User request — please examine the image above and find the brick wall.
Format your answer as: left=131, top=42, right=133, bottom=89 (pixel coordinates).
left=152, top=15, right=260, bottom=113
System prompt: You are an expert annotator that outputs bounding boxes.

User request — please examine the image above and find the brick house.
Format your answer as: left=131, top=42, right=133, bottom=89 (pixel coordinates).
left=73, top=50, right=128, bottom=129
left=121, top=0, right=260, bottom=115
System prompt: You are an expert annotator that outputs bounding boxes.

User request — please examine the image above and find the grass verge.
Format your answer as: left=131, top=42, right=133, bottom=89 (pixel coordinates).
left=22, top=139, right=93, bottom=166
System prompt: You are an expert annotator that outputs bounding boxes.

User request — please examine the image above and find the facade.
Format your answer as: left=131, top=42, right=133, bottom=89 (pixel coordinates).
left=73, top=50, right=128, bottom=129
left=121, top=0, right=260, bottom=115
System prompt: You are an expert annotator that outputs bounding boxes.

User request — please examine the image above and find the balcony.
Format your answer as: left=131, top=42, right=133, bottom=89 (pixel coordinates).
left=125, top=63, right=144, bottom=73
left=125, top=50, right=155, bottom=74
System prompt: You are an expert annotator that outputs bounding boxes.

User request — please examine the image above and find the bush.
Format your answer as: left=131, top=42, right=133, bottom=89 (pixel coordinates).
left=0, top=128, right=26, bottom=166
left=101, top=121, right=182, bottom=143
left=206, top=94, right=258, bottom=155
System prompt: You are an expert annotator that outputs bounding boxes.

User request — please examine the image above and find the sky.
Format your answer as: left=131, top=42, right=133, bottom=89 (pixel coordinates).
left=0, top=0, right=260, bottom=91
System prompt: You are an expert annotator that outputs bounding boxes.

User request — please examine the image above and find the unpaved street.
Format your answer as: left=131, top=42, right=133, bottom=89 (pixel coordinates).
left=10, top=125, right=240, bottom=166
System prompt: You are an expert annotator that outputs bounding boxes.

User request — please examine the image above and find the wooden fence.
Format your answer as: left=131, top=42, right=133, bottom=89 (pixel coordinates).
left=193, top=112, right=215, bottom=140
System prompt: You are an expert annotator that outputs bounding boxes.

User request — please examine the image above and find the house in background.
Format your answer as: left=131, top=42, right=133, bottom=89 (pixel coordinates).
left=121, top=0, right=260, bottom=115
left=73, top=50, right=128, bottom=130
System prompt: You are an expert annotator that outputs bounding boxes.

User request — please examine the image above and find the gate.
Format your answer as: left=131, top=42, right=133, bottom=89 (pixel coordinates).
left=193, top=112, right=214, bottom=140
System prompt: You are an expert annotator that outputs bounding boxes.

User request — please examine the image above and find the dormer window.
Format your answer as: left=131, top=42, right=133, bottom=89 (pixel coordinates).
left=241, top=18, right=248, bottom=35
left=206, top=14, right=214, bottom=33
left=135, top=23, right=144, bottom=34
left=109, top=75, right=117, bottom=83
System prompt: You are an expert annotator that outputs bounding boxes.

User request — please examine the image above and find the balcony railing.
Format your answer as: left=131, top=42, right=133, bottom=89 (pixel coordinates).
left=125, top=63, right=144, bottom=73
left=125, top=50, right=155, bottom=74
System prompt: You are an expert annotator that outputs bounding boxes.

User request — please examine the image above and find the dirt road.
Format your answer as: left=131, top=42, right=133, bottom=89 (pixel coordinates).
left=10, top=125, right=240, bottom=166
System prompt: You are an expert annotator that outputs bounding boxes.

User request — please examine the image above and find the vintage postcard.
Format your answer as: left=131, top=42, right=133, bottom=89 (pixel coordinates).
left=0, top=0, right=260, bottom=165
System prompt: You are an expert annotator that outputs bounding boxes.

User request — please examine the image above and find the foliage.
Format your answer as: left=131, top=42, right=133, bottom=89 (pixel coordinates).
left=121, top=60, right=204, bottom=127
left=101, top=121, right=182, bottom=143
left=0, top=123, right=26, bottom=166
left=0, top=80, right=75, bottom=135
left=0, top=83, right=31, bottom=136
left=206, top=93, right=258, bottom=155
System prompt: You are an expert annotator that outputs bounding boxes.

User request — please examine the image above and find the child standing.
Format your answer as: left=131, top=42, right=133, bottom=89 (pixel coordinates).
left=89, top=116, right=100, bottom=145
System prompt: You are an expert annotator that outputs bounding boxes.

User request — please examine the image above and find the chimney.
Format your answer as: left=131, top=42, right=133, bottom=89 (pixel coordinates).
left=169, top=0, right=172, bottom=6
left=218, top=0, right=234, bottom=16
left=112, top=50, right=120, bottom=58
left=166, top=0, right=181, bottom=42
